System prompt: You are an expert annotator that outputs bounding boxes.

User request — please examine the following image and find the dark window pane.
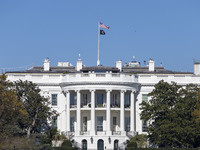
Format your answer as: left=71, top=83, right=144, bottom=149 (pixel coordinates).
left=52, top=94, right=57, bottom=106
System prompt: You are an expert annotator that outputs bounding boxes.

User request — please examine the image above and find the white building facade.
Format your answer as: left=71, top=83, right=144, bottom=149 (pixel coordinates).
left=6, top=58, right=200, bottom=150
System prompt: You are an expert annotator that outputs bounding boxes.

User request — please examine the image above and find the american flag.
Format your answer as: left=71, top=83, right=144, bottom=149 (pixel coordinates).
left=100, top=22, right=110, bottom=30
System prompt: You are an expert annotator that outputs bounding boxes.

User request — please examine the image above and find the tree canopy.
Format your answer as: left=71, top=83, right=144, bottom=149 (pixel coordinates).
left=0, top=74, right=57, bottom=138
left=0, top=74, right=27, bottom=137
left=14, top=80, right=57, bottom=138
left=140, top=80, right=200, bottom=148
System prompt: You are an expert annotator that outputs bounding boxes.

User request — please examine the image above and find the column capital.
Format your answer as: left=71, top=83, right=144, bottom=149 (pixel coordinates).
left=106, top=89, right=112, bottom=93
left=90, top=89, right=96, bottom=92
left=121, top=90, right=126, bottom=93
left=62, top=90, right=66, bottom=94
left=62, top=90, right=69, bottom=96
left=75, top=90, right=80, bottom=93
left=131, top=90, right=137, bottom=94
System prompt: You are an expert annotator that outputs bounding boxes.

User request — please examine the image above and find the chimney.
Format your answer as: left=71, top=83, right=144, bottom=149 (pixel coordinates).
left=76, top=54, right=82, bottom=71
left=116, top=60, right=122, bottom=71
left=43, top=58, right=50, bottom=71
left=149, top=59, right=155, bottom=72
left=194, top=62, right=200, bottom=75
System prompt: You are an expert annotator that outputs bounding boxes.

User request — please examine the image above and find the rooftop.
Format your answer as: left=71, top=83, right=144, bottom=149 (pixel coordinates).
left=6, top=65, right=192, bottom=75
left=5, top=57, right=194, bottom=75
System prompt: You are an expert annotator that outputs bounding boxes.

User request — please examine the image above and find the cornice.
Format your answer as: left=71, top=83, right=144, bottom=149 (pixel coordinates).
left=60, top=82, right=140, bottom=87
left=36, top=83, right=60, bottom=86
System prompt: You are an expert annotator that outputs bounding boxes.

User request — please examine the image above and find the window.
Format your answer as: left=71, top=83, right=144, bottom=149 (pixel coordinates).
left=112, top=93, right=119, bottom=107
left=83, top=94, right=88, bottom=105
left=142, top=94, right=148, bottom=102
left=70, top=94, right=77, bottom=106
left=125, top=93, right=130, bottom=108
left=114, top=140, right=119, bottom=150
left=52, top=116, right=57, bottom=128
left=52, top=94, right=57, bottom=106
left=97, top=116, right=103, bottom=131
left=97, top=93, right=103, bottom=106
left=142, top=120, right=147, bottom=132
left=70, top=117, right=75, bottom=132
left=97, top=139, right=104, bottom=150
left=142, top=94, right=148, bottom=132
left=82, top=140, right=87, bottom=150
left=125, top=117, right=130, bottom=132
left=113, top=117, right=117, bottom=132
left=83, top=117, right=87, bottom=131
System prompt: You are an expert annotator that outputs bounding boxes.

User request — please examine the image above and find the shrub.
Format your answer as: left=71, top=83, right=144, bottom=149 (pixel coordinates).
left=61, top=140, right=72, bottom=148
left=127, top=141, right=137, bottom=148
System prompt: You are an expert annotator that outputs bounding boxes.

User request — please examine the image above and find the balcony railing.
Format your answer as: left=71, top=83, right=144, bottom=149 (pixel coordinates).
left=80, top=131, right=90, bottom=135
left=70, top=105, right=77, bottom=108
left=125, top=105, right=130, bottom=108
left=81, top=104, right=91, bottom=108
left=111, top=104, right=120, bottom=108
left=63, top=131, right=75, bottom=140
left=96, top=103, right=106, bottom=108
left=61, top=72, right=138, bottom=83
left=112, top=131, right=121, bottom=135
left=96, top=131, right=106, bottom=135
left=70, top=104, right=131, bottom=109
left=127, top=131, right=137, bottom=138
left=96, top=74, right=105, bottom=77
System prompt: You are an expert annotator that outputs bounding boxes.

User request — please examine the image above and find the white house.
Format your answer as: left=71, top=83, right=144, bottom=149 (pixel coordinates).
left=6, top=57, right=200, bottom=150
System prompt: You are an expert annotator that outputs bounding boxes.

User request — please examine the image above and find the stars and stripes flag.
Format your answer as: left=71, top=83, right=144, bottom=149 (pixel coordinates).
left=100, top=22, right=110, bottom=30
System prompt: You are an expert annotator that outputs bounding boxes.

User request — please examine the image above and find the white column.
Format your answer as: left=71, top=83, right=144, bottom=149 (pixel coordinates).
left=130, top=91, right=135, bottom=132
left=76, top=90, right=81, bottom=135
left=120, top=90, right=125, bottom=135
left=66, top=91, right=70, bottom=132
left=90, top=90, right=96, bottom=135
left=106, top=90, right=111, bottom=135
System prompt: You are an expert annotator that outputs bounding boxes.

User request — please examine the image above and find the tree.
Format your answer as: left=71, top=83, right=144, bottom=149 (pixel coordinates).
left=192, top=90, right=200, bottom=124
left=14, top=80, right=57, bottom=138
left=140, top=80, right=200, bottom=148
left=0, top=74, right=27, bottom=137
left=175, top=84, right=200, bottom=147
left=128, top=134, right=148, bottom=148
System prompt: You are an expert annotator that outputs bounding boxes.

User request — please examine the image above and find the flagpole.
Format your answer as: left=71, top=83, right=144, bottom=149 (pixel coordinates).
left=97, top=18, right=100, bottom=66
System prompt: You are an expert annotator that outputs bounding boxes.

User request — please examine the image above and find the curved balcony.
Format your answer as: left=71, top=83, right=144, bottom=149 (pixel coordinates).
left=61, top=72, right=138, bottom=86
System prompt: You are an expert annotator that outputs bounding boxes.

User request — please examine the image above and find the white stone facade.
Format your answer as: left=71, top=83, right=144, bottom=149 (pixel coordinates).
left=6, top=58, right=200, bottom=150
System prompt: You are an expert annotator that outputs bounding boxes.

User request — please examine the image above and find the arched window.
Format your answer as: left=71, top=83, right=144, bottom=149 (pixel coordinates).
left=97, top=139, right=104, bottom=150
left=114, top=140, right=118, bottom=150
left=82, top=139, right=87, bottom=150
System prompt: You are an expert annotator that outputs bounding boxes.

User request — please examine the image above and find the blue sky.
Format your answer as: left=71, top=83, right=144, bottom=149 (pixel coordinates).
left=0, top=0, right=200, bottom=72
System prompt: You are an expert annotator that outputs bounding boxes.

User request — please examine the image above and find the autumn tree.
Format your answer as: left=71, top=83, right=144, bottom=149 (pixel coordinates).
left=140, top=80, right=200, bottom=148
left=0, top=74, right=27, bottom=137
left=14, top=80, right=57, bottom=138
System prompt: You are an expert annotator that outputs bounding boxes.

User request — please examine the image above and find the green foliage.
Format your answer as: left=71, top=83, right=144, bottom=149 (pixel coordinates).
left=128, top=134, right=148, bottom=148
left=97, top=104, right=103, bottom=107
left=61, top=139, right=72, bottom=147
left=58, top=139, right=76, bottom=150
left=0, top=75, right=60, bottom=148
left=0, top=136, right=38, bottom=149
left=0, top=74, right=28, bottom=137
left=53, top=132, right=67, bottom=141
left=140, top=80, right=200, bottom=148
left=42, top=127, right=58, bottom=145
left=53, top=147, right=76, bottom=150
left=14, top=80, right=58, bottom=138
left=126, top=149, right=198, bottom=150
left=127, top=141, right=137, bottom=148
